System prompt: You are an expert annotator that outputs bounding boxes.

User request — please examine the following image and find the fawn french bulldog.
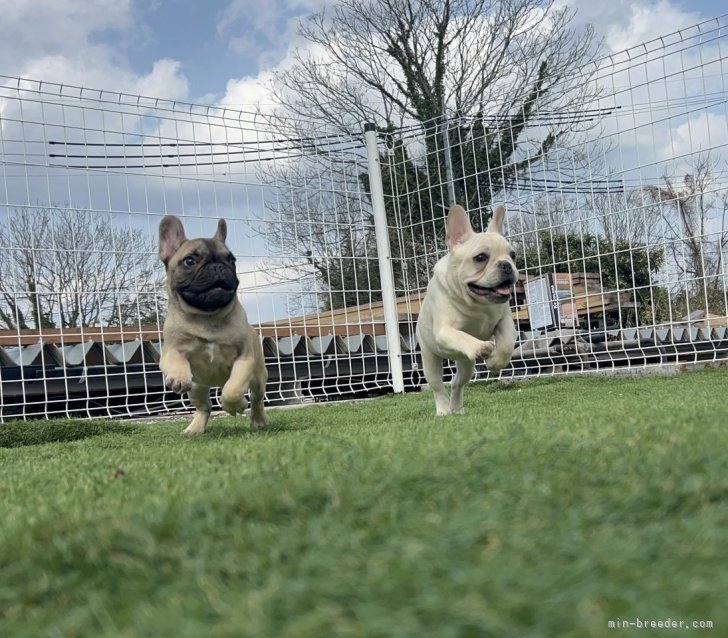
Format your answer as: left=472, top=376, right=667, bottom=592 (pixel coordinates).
left=158, top=215, right=267, bottom=434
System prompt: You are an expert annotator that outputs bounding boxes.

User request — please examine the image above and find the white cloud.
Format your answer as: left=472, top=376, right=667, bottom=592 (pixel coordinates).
left=14, top=54, right=189, bottom=102
left=0, top=0, right=189, bottom=102
left=658, top=112, right=728, bottom=163
left=605, top=0, right=702, bottom=53
left=0, top=0, right=133, bottom=69
left=557, top=0, right=703, bottom=55
left=217, top=0, right=302, bottom=69
left=132, top=59, right=190, bottom=101
left=216, top=0, right=332, bottom=72
left=219, top=71, right=278, bottom=109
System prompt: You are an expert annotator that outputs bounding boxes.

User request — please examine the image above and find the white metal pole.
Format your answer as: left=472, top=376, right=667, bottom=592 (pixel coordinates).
left=442, top=112, right=456, bottom=207
left=363, top=122, right=405, bottom=394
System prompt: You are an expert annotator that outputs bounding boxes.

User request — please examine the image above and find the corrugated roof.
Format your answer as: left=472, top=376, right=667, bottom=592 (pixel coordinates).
left=0, top=323, right=727, bottom=420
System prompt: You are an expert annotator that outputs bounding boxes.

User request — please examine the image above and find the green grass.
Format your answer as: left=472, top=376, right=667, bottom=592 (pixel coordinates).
left=1, top=369, right=727, bottom=638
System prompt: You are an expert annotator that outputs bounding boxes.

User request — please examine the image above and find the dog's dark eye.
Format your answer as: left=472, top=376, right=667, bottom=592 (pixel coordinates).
left=473, top=253, right=489, bottom=263
left=227, top=254, right=236, bottom=264
left=183, top=256, right=196, bottom=267
left=510, top=250, right=516, bottom=260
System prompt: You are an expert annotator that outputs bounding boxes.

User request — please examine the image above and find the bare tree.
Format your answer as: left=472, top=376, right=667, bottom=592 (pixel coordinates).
left=592, top=189, right=664, bottom=247
left=268, top=0, right=599, bottom=134
left=258, top=0, right=603, bottom=309
left=644, top=155, right=728, bottom=315
left=0, top=207, right=165, bottom=330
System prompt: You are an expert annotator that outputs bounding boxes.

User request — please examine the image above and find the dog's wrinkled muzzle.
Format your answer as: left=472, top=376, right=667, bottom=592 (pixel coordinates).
left=179, top=265, right=239, bottom=311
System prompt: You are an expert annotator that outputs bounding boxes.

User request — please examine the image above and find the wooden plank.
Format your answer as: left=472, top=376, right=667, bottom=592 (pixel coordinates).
left=260, top=292, right=426, bottom=328
left=258, top=322, right=390, bottom=338
left=511, top=295, right=635, bottom=324
left=514, top=273, right=602, bottom=298
left=0, top=325, right=163, bottom=347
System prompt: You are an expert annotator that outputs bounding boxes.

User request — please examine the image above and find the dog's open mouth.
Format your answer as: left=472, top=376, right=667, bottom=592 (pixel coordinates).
left=467, top=281, right=513, bottom=302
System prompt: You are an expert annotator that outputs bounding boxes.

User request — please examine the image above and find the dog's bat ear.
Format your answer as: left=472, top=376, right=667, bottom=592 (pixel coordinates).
left=214, top=219, right=227, bottom=244
left=487, top=205, right=506, bottom=235
left=446, top=204, right=474, bottom=250
left=159, top=215, right=187, bottom=265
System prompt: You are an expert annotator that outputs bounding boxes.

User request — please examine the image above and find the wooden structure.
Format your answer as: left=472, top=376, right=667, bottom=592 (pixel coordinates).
left=258, top=272, right=637, bottom=337
left=511, top=272, right=637, bottom=327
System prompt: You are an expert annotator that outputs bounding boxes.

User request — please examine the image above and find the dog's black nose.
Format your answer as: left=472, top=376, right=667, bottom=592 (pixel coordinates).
left=498, top=261, right=513, bottom=276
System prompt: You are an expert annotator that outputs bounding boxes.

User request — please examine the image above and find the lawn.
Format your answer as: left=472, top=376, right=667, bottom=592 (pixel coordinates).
left=1, top=369, right=727, bottom=637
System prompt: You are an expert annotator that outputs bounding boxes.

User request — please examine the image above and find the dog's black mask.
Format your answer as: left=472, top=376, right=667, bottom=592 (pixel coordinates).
left=173, top=239, right=239, bottom=312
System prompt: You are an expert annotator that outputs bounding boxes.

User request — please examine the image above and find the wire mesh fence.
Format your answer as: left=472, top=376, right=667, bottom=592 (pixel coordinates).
left=386, top=14, right=728, bottom=384
left=1, top=15, right=728, bottom=420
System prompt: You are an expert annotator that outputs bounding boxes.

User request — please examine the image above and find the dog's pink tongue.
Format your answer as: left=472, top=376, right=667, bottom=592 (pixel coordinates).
left=495, top=284, right=513, bottom=296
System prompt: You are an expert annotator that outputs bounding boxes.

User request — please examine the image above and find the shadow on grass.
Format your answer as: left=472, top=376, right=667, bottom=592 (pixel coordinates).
left=202, top=421, right=299, bottom=439
left=0, top=420, right=139, bottom=448
left=200, top=408, right=334, bottom=438
left=481, top=377, right=564, bottom=391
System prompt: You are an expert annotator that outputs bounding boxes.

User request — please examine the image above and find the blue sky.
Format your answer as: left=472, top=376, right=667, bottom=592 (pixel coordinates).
left=123, top=0, right=317, bottom=98
left=1, top=0, right=725, bottom=108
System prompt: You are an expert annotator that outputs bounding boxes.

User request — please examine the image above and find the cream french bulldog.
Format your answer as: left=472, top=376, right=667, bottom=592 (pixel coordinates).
left=416, top=204, right=518, bottom=416
left=158, top=215, right=267, bottom=435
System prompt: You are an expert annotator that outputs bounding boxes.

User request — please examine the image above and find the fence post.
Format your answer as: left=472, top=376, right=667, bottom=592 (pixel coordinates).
left=363, top=122, right=405, bottom=394
left=441, top=111, right=456, bottom=207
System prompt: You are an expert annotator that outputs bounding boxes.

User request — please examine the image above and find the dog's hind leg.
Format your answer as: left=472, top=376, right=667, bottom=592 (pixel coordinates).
left=248, top=365, right=268, bottom=432
left=449, top=359, right=475, bottom=415
left=184, top=382, right=212, bottom=435
left=421, top=348, right=450, bottom=416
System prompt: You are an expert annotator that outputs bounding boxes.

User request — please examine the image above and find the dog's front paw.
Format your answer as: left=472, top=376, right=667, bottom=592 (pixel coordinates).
left=435, top=400, right=451, bottom=416
left=471, top=340, right=496, bottom=361
left=221, top=384, right=248, bottom=416
left=250, top=414, right=267, bottom=432
left=486, top=350, right=514, bottom=373
left=448, top=399, right=465, bottom=415
left=221, top=396, right=247, bottom=416
left=182, top=423, right=205, bottom=435
left=182, top=411, right=208, bottom=435
left=165, top=372, right=193, bottom=395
